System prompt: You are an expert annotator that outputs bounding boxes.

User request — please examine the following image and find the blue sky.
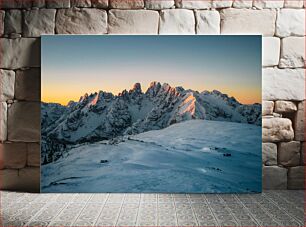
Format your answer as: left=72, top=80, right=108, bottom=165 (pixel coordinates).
left=42, top=35, right=261, bottom=105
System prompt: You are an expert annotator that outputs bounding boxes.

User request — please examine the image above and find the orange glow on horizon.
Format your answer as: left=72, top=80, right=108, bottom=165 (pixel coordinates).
left=42, top=83, right=261, bottom=106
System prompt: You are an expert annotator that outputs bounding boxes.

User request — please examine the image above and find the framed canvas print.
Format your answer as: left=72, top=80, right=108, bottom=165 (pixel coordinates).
left=41, top=35, right=262, bottom=193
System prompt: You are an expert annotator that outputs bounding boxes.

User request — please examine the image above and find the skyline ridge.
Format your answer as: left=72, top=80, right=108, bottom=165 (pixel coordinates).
left=42, top=81, right=261, bottom=106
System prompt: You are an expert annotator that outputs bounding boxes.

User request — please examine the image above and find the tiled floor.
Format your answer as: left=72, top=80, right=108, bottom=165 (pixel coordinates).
left=1, top=190, right=304, bottom=226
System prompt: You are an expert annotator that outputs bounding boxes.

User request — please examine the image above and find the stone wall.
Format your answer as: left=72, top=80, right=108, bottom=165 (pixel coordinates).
left=0, top=0, right=305, bottom=192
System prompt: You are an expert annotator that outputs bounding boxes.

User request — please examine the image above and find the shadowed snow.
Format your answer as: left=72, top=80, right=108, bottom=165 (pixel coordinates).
left=41, top=120, right=262, bottom=193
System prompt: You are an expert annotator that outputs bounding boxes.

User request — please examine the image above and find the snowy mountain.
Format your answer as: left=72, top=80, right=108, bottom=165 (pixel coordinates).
left=41, top=82, right=261, bottom=163
left=41, top=120, right=262, bottom=193
left=42, top=82, right=261, bottom=141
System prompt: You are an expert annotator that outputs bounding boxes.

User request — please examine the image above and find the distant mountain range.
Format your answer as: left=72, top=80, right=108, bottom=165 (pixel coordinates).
left=41, top=82, right=261, bottom=146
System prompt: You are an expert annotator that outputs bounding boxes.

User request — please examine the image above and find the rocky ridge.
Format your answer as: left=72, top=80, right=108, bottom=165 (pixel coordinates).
left=41, top=82, right=261, bottom=163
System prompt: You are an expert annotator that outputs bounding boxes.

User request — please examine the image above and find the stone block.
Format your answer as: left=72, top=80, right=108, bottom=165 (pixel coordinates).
left=0, top=167, right=40, bottom=192
left=195, top=10, right=220, bottom=34
left=32, top=0, right=46, bottom=8
left=262, top=143, right=277, bottom=166
left=262, top=68, right=305, bottom=101
left=294, top=101, right=305, bottom=141
left=262, top=101, right=274, bottom=115
left=262, top=118, right=294, bottom=142
left=280, top=37, right=305, bottom=68
left=232, top=0, right=253, bottom=8
left=23, top=9, right=56, bottom=37
left=56, top=8, right=107, bottom=34
left=278, top=141, right=301, bottom=167
left=109, top=10, right=159, bottom=34
left=15, top=68, right=41, bottom=101
left=212, top=0, right=233, bottom=8
left=262, top=37, right=280, bottom=66
left=284, top=0, right=304, bottom=8
left=27, top=143, right=40, bottom=167
left=175, top=0, right=212, bottom=9
left=0, top=10, right=4, bottom=35
left=91, top=0, right=108, bottom=8
left=159, top=9, right=195, bottom=34
left=274, top=101, right=297, bottom=113
left=253, top=0, right=284, bottom=8
left=263, top=166, right=287, bottom=189
left=0, top=102, right=7, bottom=142
left=0, top=142, right=27, bottom=169
left=4, top=9, right=22, bottom=35
left=0, top=169, right=18, bottom=189
left=273, top=113, right=282, bottom=118
left=145, top=0, right=175, bottom=9
left=46, top=0, right=70, bottom=8
left=0, top=0, right=32, bottom=9
left=276, top=9, right=305, bottom=37
left=288, top=166, right=304, bottom=189
left=220, top=8, right=276, bottom=36
left=71, top=0, right=92, bottom=7
left=301, top=142, right=305, bottom=165
left=109, top=0, right=144, bottom=8
left=0, top=69, right=15, bottom=102
left=284, top=0, right=303, bottom=9
left=0, top=38, right=40, bottom=69
left=8, top=102, right=40, bottom=142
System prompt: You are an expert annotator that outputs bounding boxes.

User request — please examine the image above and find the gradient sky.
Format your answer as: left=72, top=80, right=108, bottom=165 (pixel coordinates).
left=42, top=35, right=261, bottom=105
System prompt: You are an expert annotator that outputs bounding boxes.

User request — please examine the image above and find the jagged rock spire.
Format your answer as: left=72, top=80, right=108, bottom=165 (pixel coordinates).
left=129, top=82, right=142, bottom=94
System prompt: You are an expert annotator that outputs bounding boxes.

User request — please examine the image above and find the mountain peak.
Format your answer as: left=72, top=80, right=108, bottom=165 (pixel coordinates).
left=161, top=83, right=171, bottom=91
left=149, top=81, right=161, bottom=88
left=67, top=100, right=77, bottom=107
left=89, top=93, right=100, bottom=106
left=129, top=82, right=142, bottom=94
left=118, top=89, right=128, bottom=97
left=212, top=90, right=222, bottom=95
left=79, top=93, right=89, bottom=102
left=146, top=81, right=161, bottom=97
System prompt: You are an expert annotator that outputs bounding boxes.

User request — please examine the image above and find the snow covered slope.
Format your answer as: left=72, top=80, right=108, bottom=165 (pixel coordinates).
left=41, top=82, right=261, bottom=148
left=41, top=120, right=262, bottom=193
